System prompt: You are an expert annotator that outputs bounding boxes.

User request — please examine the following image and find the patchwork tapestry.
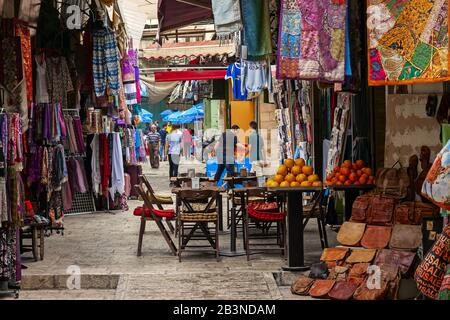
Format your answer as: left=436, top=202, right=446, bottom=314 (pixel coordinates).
left=276, top=0, right=348, bottom=82
left=367, top=0, right=450, bottom=85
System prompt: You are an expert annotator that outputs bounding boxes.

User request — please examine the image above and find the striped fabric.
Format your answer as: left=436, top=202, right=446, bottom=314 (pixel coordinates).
left=93, top=29, right=120, bottom=97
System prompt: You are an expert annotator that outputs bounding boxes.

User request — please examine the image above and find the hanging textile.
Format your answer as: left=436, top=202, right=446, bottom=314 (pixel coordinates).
left=241, top=0, right=272, bottom=60
left=15, top=22, right=33, bottom=107
left=277, top=0, right=348, bottom=82
left=367, top=0, right=450, bottom=85
left=211, top=0, right=242, bottom=38
left=269, top=0, right=280, bottom=61
left=121, top=49, right=138, bottom=105
left=109, top=133, right=125, bottom=199
left=46, top=57, right=74, bottom=109
left=93, top=29, right=120, bottom=97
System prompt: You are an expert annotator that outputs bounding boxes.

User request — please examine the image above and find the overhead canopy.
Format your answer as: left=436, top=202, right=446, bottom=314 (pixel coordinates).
left=142, top=40, right=234, bottom=60
left=154, top=69, right=226, bottom=82
left=158, top=0, right=212, bottom=34
left=140, top=76, right=179, bottom=104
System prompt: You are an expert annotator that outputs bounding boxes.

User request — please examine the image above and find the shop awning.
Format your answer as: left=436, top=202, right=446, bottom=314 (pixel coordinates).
left=142, top=40, right=234, bottom=60
left=154, top=69, right=226, bottom=82
left=158, top=0, right=212, bottom=33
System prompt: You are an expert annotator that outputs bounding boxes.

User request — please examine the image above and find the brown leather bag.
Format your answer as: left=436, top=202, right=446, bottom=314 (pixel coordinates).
left=291, top=276, right=315, bottom=295
left=394, top=202, right=439, bottom=225
left=353, top=280, right=388, bottom=300
left=346, top=249, right=377, bottom=264
left=374, top=249, right=416, bottom=275
left=350, top=194, right=373, bottom=223
left=328, top=266, right=349, bottom=282
left=389, top=224, right=422, bottom=251
left=348, top=263, right=370, bottom=279
left=369, top=194, right=397, bottom=225
left=337, top=222, right=366, bottom=246
left=376, top=167, right=410, bottom=199
left=361, top=225, right=392, bottom=249
left=328, top=281, right=359, bottom=300
left=320, top=248, right=349, bottom=268
left=379, top=263, right=401, bottom=300
left=309, top=279, right=336, bottom=299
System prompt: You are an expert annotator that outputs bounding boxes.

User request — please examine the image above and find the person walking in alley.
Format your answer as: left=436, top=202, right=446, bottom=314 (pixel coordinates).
left=182, top=127, right=193, bottom=160
left=159, top=124, right=168, bottom=161
left=248, top=121, right=267, bottom=176
left=147, top=125, right=161, bottom=169
left=214, top=125, right=242, bottom=182
left=166, top=124, right=183, bottom=179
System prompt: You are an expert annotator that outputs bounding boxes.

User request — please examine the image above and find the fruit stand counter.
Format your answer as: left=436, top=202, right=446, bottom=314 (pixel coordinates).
left=268, top=186, right=324, bottom=271
left=327, top=184, right=376, bottom=221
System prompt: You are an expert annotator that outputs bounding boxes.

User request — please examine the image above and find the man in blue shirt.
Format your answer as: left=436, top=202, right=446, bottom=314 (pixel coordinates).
left=159, top=124, right=168, bottom=161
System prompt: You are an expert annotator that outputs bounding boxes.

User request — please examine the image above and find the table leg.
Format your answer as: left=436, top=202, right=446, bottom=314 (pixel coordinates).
left=39, top=228, right=45, bottom=260
left=282, top=191, right=309, bottom=271
left=344, top=190, right=359, bottom=221
left=32, top=228, right=38, bottom=262
left=218, top=193, right=223, bottom=231
left=220, top=192, right=246, bottom=257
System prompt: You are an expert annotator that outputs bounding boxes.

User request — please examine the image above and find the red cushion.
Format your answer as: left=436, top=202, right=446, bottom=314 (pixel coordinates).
left=133, top=207, right=175, bottom=218
left=247, top=206, right=285, bottom=221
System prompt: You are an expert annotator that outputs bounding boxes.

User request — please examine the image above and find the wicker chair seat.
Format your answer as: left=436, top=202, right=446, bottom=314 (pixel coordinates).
left=180, top=213, right=218, bottom=222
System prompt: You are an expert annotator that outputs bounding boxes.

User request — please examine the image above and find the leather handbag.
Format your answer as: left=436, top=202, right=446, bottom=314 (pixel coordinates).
left=374, top=249, right=416, bottom=275
left=346, top=249, right=377, bottom=264
left=389, top=224, right=422, bottom=251
left=291, top=276, right=315, bottom=295
left=348, top=263, right=370, bottom=280
left=350, top=194, right=372, bottom=223
left=376, top=167, right=410, bottom=199
left=394, top=202, right=439, bottom=225
left=309, top=279, right=336, bottom=299
left=353, top=281, right=388, bottom=300
left=328, top=281, right=359, bottom=300
left=415, top=224, right=450, bottom=299
left=361, top=225, right=392, bottom=249
left=337, top=222, right=366, bottom=246
left=320, top=248, right=349, bottom=268
left=309, top=262, right=329, bottom=279
left=328, top=266, right=349, bottom=282
left=369, top=194, right=397, bottom=225
left=379, top=263, right=401, bottom=300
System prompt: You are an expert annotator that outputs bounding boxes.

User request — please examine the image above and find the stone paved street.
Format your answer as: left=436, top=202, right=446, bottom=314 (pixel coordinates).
left=10, top=160, right=337, bottom=300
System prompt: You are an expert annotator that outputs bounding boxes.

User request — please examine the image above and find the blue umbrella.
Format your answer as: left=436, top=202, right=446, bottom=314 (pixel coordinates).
left=179, top=104, right=204, bottom=122
left=160, top=109, right=175, bottom=118
left=164, top=111, right=183, bottom=124
left=140, top=109, right=153, bottom=123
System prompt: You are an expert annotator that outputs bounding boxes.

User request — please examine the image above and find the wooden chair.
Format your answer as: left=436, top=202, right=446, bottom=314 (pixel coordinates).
left=242, top=190, right=286, bottom=261
left=177, top=189, right=219, bottom=262
left=20, top=223, right=45, bottom=261
left=135, top=185, right=177, bottom=256
left=140, top=175, right=175, bottom=233
left=302, top=190, right=329, bottom=249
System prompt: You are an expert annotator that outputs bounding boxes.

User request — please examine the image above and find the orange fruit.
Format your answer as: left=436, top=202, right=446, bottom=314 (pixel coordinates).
left=270, top=181, right=280, bottom=187
left=354, top=181, right=361, bottom=185
left=344, top=180, right=352, bottom=185
left=284, top=174, right=296, bottom=183
left=356, top=170, right=362, bottom=177
left=295, top=158, right=306, bottom=167
left=280, top=181, right=290, bottom=187
left=266, top=179, right=274, bottom=186
left=302, top=165, right=313, bottom=176
left=352, top=163, right=358, bottom=170
left=331, top=177, right=338, bottom=184
left=343, top=160, right=352, bottom=168
left=312, top=181, right=322, bottom=187
left=359, top=176, right=367, bottom=185
left=273, top=174, right=284, bottom=184
left=338, top=175, right=346, bottom=183
left=284, top=158, right=295, bottom=169
left=326, top=173, right=334, bottom=181
left=336, top=181, right=343, bottom=185
left=301, top=181, right=312, bottom=187
left=296, top=174, right=307, bottom=183
left=349, top=173, right=358, bottom=182
left=291, top=165, right=302, bottom=176
left=291, top=181, right=300, bottom=187
left=355, top=160, right=365, bottom=169
left=277, top=165, right=288, bottom=176
left=333, top=166, right=341, bottom=173
left=362, top=167, right=372, bottom=176
left=308, top=174, right=320, bottom=182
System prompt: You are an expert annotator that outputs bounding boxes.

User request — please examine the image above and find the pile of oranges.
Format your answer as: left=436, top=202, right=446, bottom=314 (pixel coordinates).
left=325, top=160, right=375, bottom=186
left=266, top=158, right=322, bottom=188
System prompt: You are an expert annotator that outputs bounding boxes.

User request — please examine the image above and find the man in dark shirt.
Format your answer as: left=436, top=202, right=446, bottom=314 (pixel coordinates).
left=147, top=125, right=161, bottom=168
left=159, top=124, right=168, bottom=161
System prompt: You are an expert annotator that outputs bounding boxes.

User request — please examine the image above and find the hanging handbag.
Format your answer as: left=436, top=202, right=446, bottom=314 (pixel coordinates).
left=350, top=194, right=372, bottom=223
left=394, top=201, right=439, bottom=225
left=415, top=224, right=450, bottom=299
left=375, top=163, right=410, bottom=199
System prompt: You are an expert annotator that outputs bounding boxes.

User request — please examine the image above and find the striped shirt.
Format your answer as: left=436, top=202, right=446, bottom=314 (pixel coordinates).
left=147, top=132, right=161, bottom=145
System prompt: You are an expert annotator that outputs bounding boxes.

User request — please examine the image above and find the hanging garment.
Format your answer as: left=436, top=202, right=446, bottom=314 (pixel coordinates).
left=109, top=133, right=125, bottom=199
left=0, top=114, right=8, bottom=179
left=8, top=114, right=23, bottom=171
left=50, top=145, right=68, bottom=193
left=241, top=59, right=271, bottom=94
left=211, top=0, right=242, bottom=38
left=90, top=135, right=101, bottom=195
left=73, top=116, right=85, bottom=154
left=46, top=56, right=74, bottom=109
left=93, top=29, right=120, bottom=97
left=241, top=0, right=272, bottom=60
left=61, top=181, right=72, bottom=211
left=15, top=22, right=33, bottom=106
left=225, top=63, right=247, bottom=100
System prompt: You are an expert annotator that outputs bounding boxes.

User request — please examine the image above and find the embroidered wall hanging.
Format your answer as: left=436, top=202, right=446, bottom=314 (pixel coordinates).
left=367, top=0, right=450, bottom=85
left=276, top=0, right=348, bottom=82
